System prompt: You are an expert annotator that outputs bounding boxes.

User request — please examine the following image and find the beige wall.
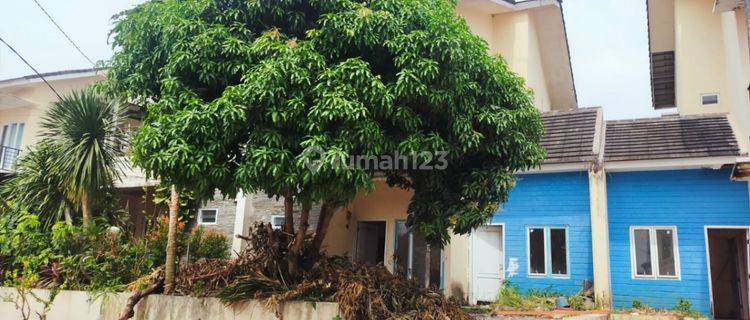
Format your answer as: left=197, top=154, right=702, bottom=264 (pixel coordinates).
left=0, top=75, right=103, bottom=150
left=648, top=0, right=676, bottom=52
left=672, top=0, right=750, bottom=151
left=456, top=4, right=567, bottom=112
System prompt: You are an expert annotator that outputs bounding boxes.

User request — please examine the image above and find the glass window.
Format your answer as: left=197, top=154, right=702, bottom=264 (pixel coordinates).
left=394, top=221, right=410, bottom=276
left=528, top=228, right=546, bottom=275
left=271, top=215, right=285, bottom=230
left=631, top=227, right=679, bottom=279
left=394, top=221, right=442, bottom=288
left=198, top=209, right=218, bottom=224
left=550, top=228, right=568, bottom=275
left=656, top=229, right=676, bottom=277
left=633, top=229, right=653, bottom=276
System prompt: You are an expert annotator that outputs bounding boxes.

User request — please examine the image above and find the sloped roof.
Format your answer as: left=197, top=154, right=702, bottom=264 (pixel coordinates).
left=604, top=114, right=740, bottom=162
left=540, top=107, right=601, bottom=164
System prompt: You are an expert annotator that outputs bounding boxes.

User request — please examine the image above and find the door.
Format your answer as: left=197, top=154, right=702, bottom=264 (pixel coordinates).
left=708, top=228, right=749, bottom=320
left=472, top=225, right=504, bottom=303
left=354, top=221, right=386, bottom=266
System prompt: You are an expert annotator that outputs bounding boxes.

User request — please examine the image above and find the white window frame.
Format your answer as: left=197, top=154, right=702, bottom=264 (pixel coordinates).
left=629, top=226, right=681, bottom=280
left=271, top=214, right=285, bottom=230
left=197, top=208, right=219, bottom=225
left=526, top=226, right=570, bottom=278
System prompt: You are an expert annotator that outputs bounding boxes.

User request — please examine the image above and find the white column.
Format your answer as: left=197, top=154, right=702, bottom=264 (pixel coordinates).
left=231, top=191, right=254, bottom=257
left=588, top=169, right=612, bottom=307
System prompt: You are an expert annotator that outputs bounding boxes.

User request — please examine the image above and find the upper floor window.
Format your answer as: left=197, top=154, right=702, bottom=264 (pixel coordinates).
left=630, top=226, right=680, bottom=279
left=1, top=123, right=25, bottom=149
left=527, top=226, right=569, bottom=277
left=198, top=209, right=218, bottom=225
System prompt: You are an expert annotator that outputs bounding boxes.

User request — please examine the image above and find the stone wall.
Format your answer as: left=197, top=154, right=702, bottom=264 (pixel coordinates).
left=0, top=287, right=340, bottom=320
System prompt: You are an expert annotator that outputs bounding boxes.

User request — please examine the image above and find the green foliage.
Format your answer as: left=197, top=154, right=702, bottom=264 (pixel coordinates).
left=673, top=298, right=703, bottom=318
left=494, top=282, right=560, bottom=311
left=187, top=227, right=230, bottom=261
left=1, top=89, right=127, bottom=229
left=632, top=299, right=647, bottom=310
left=0, top=142, right=72, bottom=230
left=40, top=89, right=126, bottom=201
left=0, top=211, right=200, bottom=292
left=107, top=0, right=546, bottom=246
left=568, top=294, right=586, bottom=311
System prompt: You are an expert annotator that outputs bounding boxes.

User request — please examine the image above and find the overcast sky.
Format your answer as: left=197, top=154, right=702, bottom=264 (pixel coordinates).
left=0, top=0, right=661, bottom=120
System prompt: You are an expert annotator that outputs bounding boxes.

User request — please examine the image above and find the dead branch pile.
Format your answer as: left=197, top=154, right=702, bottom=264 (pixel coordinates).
left=127, top=224, right=468, bottom=320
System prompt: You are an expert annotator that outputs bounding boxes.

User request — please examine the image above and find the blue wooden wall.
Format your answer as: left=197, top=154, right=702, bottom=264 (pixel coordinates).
left=491, top=171, right=593, bottom=295
left=607, top=169, right=750, bottom=314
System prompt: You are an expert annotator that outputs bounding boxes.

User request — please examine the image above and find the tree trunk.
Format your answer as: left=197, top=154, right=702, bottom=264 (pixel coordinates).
left=423, top=244, right=431, bottom=288
left=164, top=185, right=180, bottom=294
left=311, top=203, right=334, bottom=254
left=81, top=190, right=91, bottom=227
left=288, top=200, right=311, bottom=276
left=63, top=205, right=72, bottom=225
left=283, top=192, right=294, bottom=234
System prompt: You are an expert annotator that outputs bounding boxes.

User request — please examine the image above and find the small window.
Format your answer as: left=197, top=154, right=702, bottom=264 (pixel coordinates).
left=701, top=93, right=719, bottom=105
left=527, top=226, right=569, bottom=277
left=198, top=209, right=218, bottom=225
left=630, top=226, right=680, bottom=279
left=271, top=215, right=285, bottom=230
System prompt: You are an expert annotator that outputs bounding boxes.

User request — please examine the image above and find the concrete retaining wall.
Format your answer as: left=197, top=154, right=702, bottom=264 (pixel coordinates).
left=0, top=287, right=340, bottom=320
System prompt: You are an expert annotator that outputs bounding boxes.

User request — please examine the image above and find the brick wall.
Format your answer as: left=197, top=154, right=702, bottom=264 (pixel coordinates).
left=195, top=191, right=321, bottom=242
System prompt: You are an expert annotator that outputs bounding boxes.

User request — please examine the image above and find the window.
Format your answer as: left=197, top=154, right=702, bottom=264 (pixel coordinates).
left=198, top=209, right=218, bottom=225
left=394, top=221, right=442, bottom=288
left=630, top=226, right=680, bottom=279
left=527, top=226, right=569, bottom=277
left=1, top=123, right=25, bottom=149
left=701, top=93, right=719, bottom=106
left=271, top=215, right=285, bottom=230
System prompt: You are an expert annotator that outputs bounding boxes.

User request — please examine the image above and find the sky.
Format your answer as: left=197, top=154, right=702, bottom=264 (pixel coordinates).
left=0, top=0, right=661, bottom=120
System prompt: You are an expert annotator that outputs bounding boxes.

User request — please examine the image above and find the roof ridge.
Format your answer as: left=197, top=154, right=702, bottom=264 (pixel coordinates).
left=606, top=112, right=730, bottom=125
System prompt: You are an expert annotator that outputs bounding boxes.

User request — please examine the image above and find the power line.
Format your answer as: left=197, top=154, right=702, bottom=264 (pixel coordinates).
left=0, top=36, right=62, bottom=99
left=30, top=0, right=96, bottom=66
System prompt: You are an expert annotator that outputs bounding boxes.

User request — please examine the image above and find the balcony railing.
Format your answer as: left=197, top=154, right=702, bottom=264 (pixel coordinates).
left=0, top=146, right=21, bottom=172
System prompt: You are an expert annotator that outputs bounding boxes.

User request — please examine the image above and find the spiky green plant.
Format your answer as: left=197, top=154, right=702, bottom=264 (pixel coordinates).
left=0, top=141, right=73, bottom=229
left=41, top=89, right=126, bottom=227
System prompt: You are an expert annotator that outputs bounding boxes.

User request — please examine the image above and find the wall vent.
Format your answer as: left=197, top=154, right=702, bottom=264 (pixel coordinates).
left=701, top=93, right=719, bottom=106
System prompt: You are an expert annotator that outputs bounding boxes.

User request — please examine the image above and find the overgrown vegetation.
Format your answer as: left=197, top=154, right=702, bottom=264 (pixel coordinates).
left=616, top=298, right=705, bottom=319
left=494, top=281, right=597, bottom=312
left=0, top=211, right=228, bottom=293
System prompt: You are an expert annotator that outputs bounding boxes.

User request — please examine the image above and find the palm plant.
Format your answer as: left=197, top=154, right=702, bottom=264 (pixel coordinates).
left=41, top=89, right=126, bottom=227
left=0, top=141, right=74, bottom=229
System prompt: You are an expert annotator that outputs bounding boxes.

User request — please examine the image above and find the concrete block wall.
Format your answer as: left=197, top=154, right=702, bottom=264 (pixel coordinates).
left=0, top=287, right=340, bottom=320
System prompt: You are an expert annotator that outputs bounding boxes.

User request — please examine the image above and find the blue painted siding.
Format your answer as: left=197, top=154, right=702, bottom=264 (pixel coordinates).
left=607, top=169, right=750, bottom=314
left=491, top=171, right=593, bottom=295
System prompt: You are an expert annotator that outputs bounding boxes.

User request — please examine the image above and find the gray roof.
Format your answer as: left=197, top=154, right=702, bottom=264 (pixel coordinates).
left=540, top=107, right=601, bottom=164
left=0, top=67, right=105, bottom=87
left=604, top=114, right=740, bottom=162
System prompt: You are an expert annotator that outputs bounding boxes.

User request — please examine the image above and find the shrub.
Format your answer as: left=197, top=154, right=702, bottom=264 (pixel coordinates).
left=673, top=298, right=703, bottom=318
left=187, top=227, right=230, bottom=261
left=493, top=282, right=559, bottom=311
left=568, top=294, right=586, bottom=311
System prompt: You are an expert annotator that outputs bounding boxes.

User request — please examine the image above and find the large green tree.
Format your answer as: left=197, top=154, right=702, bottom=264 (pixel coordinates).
left=107, top=0, right=545, bottom=275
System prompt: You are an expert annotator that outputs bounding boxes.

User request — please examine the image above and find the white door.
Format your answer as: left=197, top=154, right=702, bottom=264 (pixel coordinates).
left=472, top=225, right=504, bottom=303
